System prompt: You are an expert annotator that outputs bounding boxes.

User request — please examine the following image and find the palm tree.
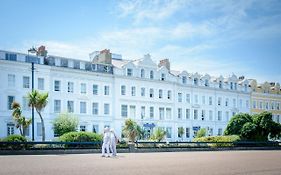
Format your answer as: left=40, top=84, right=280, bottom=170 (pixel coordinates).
left=122, top=119, right=142, bottom=142
left=178, top=127, right=184, bottom=141
left=27, top=90, right=48, bottom=141
left=150, top=127, right=166, bottom=142
left=11, top=102, right=32, bottom=136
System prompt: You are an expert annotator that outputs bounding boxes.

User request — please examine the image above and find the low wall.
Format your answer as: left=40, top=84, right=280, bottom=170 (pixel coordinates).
left=1, top=147, right=280, bottom=155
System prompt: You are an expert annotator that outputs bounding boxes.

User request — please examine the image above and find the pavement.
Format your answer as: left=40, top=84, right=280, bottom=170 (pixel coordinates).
left=0, top=151, right=281, bottom=175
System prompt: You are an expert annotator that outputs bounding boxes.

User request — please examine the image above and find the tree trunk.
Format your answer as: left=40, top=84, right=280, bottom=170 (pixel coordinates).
left=37, top=110, right=45, bottom=141
left=19, top=126, right=23, bottom=136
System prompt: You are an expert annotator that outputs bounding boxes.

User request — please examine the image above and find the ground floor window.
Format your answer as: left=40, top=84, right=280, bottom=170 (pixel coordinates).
left=186, top=128, right=190, bottom=138
left=80, top=125, right=86, bottom=132
left=24, top=126, right=30, bottom=136
left=209, top=128, right=213, bottom=136
left=37, top=123, right=42, bottom=136
left=166, top=127, right=172, bottom=138
left=7, top=123, right=15, bottom=136
left=93, top=125, right=99, bottom=133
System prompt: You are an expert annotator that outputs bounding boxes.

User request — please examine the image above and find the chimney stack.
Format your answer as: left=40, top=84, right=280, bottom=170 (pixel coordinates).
left=92, top=49, right=112, bottom=65
left=37, top=45, right=48, bottom=57
left=158, top=59, right=170, bottom=71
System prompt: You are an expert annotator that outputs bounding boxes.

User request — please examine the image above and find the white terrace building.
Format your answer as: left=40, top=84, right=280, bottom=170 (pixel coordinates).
left=0, top=48, right=251, bottom=141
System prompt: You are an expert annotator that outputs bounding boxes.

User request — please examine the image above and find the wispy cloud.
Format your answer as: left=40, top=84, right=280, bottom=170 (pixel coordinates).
left=8, top=0, right=281, bottom=83
left=117, top=0, right=188, bottom=23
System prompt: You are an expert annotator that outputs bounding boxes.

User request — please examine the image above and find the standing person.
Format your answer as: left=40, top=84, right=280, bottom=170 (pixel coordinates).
left=109, top=128, right=118, bottom=157
left=101, top=127, right=110, bottom=157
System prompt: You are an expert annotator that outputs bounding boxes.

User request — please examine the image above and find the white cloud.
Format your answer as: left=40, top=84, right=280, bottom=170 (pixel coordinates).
left=171, top=22, right=214, bottom=39
left=117, top=0, right=188, bottom=23
left=9, top=0, right=281, bottom=83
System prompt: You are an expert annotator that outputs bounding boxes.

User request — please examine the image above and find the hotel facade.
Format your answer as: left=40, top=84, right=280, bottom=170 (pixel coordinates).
left=249, top=80, right=281, bottom=123
left=0, top=47, right=278, bottom=141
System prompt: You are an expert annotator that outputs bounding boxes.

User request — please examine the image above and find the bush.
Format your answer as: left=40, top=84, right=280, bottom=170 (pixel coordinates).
left=1, top=135, right=28, bottom=150
left=53, top=113, right=79, bottom=137
left=193, top=135, right=240, bottom=147
left=3, top=134, right=27, bottom=142
left=150, top=128, right=166, bottom=142
left=195, top=128, right=207, bottom=138
left=59, top=132, right=102, bottom=148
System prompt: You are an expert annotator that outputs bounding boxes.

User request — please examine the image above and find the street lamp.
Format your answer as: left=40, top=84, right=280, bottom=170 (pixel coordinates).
left=28, top=47, right=37, bottom=141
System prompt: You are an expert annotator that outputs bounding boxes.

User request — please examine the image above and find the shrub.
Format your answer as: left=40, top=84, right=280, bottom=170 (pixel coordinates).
left=3, top=134, right=27, bottom=142
left=52, top=113, right=79, bottom=136
left=150, top=128, right=166, bottom=142
left=122, top=119, right=142, bottom=142
left=195, top=128, right=207, bottom=138
left=59, top=132, right=102, bottom=148
left=1, top=135, right=27, bottom=150
left=193, top=135, right=240, bottom=147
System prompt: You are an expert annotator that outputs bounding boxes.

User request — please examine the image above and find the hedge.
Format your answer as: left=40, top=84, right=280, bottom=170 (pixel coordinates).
left=59, top=132, right=102, bottom=148
left=193, top=135, right=241, bottom=147
left=1, top=135, right=28, bottom=150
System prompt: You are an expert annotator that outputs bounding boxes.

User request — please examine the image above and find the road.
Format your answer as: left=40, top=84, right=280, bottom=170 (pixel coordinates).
left=0, top=151, right=281, bottom=175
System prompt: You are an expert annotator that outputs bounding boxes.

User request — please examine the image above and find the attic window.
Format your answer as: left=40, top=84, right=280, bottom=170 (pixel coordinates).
left=194, top=78, right=198, bottom=86
left=141, top=69, right=145, bottom=78
left=150, top=71, right=154, bottom=79
left=127, top=68, right=133, bottom=76
left=219, top=81, right=223, bottom=89
left=244, top=84, right=248, bottom=92
left=161, top=73, right=165, bottom=81
left=204, top=80, right=209, bottom=87
left=182, top=76, right=187, bottom=84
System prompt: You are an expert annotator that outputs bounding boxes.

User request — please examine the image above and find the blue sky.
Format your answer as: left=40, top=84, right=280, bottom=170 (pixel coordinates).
left=1, top=0, right=281, bottom=83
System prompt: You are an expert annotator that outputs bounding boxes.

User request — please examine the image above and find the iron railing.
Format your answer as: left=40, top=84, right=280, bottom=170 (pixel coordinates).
left=0, top=141, right=280, bottom=150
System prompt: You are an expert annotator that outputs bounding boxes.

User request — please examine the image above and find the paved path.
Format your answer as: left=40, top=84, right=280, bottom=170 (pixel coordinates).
left=1, top=151, right=281, bottom=175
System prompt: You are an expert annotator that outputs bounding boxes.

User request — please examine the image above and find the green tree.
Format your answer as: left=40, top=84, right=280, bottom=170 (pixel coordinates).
left=224, top=113, right=252, bottom=136
left=150, top=127, right=166, bottom=142
left=240, top=122, right=257, bottom=140
left=122, top=119, right=142, bottom=142
left=27, top=90, right=48, bottom=141
left=225, top=112, right=281, bottom=141
left=52, top=113, right=79, bottom=136
left=196, top=128, right=207, bottom=138
left=178, top=127, right=184, bottom=140
left=11, top=102, right=31, bottom=136
left=251, top=112, right=281, bottom=141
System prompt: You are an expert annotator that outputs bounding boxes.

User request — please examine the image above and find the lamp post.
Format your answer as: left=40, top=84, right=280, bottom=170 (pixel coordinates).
left=28, top=47, right=37, bottom=141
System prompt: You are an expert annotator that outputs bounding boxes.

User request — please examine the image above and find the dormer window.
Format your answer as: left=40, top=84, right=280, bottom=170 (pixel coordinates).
left=150, top=71, right=154, bottom=79
left=182, top=76, right=187, bottom=84
left=194, top=78, right=198, bottom=86
left=244, top=84, right=248, bottom=92
left=74, top=61, right=80, bottom=69
left=219, top=81, right=223, bottom=89
left=141, top=69, right=145, bottom=78
left=161, top=73, right=165, bottom=81
left=127, top=68, right=133, bottom=76
left=230, top=82, right=233, bottom=90
left=61, top=59, right=68, bottom=67
left=204, top=80, right=209, bottom=87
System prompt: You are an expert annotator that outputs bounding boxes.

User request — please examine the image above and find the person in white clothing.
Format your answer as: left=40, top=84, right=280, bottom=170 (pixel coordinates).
left=109, top=128, right=118, bottom=157
left=101, top=127, right=110, bottom=157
